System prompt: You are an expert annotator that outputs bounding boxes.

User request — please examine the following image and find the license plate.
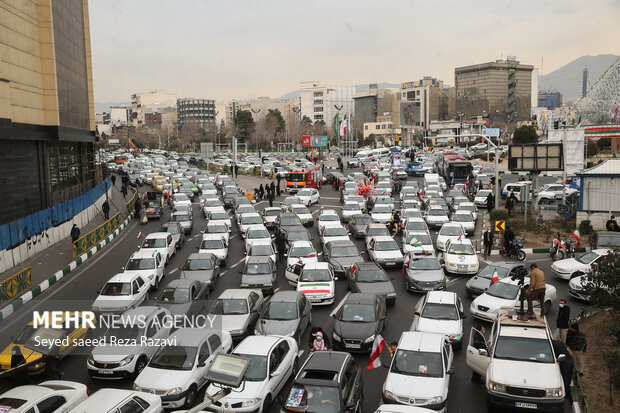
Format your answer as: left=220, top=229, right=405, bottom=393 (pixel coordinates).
left=515, top=402, right=537, bottom=409
left=386, top=262, right=395, bottom=266
left=98, top=370, right=113, bottom=375
left=346, top=343, right=361, bottom=349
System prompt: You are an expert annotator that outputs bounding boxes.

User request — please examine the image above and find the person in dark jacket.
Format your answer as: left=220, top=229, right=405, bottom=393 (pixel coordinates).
left=486, top=192, right=495, bottom=211
left=556, top=299, right=570, bottom=343
left=102, top=200, right=110, bottom=220
left=134, top=198, right=142, bottom=218
left=121, top=184, right=128, bottom=199
left=258, top=184, right=264, bottom=201
left=503, top=225, right=515, bottom=254
left=606, top=215, right=619, bottom=231
left=551, top=339, right=574, bottom=392
left=70, top=224, right=80, bottom=243
left=276, top=178, right=281, bottom=197
left=11, top=346, right=28, bottom=386
left=566, top=323, right=587, bottom=375
left=111, top=174, right=116, bottom=187
left=270, top=181, right=275, bottom=197
left=268, top=190, right=274, bottom=207
left=483, top=227, right=494, bottom=259
left=276, top=233, right=286, bottom=262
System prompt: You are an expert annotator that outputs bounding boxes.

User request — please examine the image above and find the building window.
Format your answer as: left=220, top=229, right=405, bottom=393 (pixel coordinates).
left=314, top=114, right=323, bottom=120
left=376, top=125, right=381, bottom=130
left=314, top=107, right=323, bottom=112
left=313, top=92, right=323, bottom=97
left=314, top=99, right=323, bottom=105
left=365, top=125, right=368, bottom=130
left=382, top=124, right=386, bottom=129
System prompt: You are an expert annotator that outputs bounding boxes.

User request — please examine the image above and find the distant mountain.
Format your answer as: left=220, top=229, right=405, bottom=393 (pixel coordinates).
left=94, top=101, right=131, bottom=113
left=539, top=54, right=618, bottom=104
left=275, top=82, right=402, bottom=101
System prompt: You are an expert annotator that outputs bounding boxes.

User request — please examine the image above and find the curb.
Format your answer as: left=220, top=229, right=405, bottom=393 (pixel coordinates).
left=485, top=247, right=587, bottom=256
left=0, top=215, right=133, bottom=323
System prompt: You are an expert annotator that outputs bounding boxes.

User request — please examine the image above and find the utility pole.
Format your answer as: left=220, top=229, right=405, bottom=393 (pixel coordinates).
left=334, top=104, right=343, bottom=155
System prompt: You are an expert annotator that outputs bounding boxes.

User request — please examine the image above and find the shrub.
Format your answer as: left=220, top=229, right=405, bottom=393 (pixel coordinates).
left=579, top=220, right=594, bottom=236
left=586, top=140, right=598, bottom=157
left=490, top=209, right=508, bottom=221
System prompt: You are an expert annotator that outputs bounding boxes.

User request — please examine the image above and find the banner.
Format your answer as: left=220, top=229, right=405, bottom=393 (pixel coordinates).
left=312, top=135, right=328, bottom=147
left=301, top=135, right=312, bottom=148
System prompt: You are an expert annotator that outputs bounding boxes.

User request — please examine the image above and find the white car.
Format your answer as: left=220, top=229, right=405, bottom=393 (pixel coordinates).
left=204, top=222, right=230, bottom=244
left=367, top=236, right=404, bottom=268
left=202, top=199, right=225, bottom=216
left=141, top=232, right=176, bottom=264
left=317, top=209, right=341, bottom=232
left=245, top=226, right=273, bottom=251
left=290, top=204, right=314, bottom=226
left=199, top=235, right=229, bottom=264
left=0, top=380, right=89, bottom=413
left=92, top=272, right=150, bottom=313
left=371, top=204, right=393, bottom=224
left=382, top=331, right=454, bottom=412
left=296, top=262, right=335, bottom=305
left=246, top=241, right=277, bottom=264
left=88, top=307, right=171, bottom=379
left=473, top=189, right=493, bottom=207
left=537, top=184, right=578, bottom=204
left=402, top=232, right=435, bottom=256
left=286, top=240, right=318, bottom=267
left=436, top=222, right=465, bottom=252
left=402, top=217, right=429, bottom=236
left=443, top=239, right=479, bottom=275
left=374, top=195, right=395, bottom=210
left=347, top=195, right=367, bottom=211
left=456, top=202, right=478, bottom=221
left=133, top=328, right=233, bottom=409
left=206, top=209, right=232, bottom=232
left=172, top=193, right=192, bottom=209
left=319, top=224, right=351, bottom=250
left=451, top=210, right=475, bottom=235
left=236, top=205, right=257, bottom=224
left=296, top=187, right=320, bottom=206
left=469, top=277, right=558, bottom=322
left=124, top=249, right=165, bottom=290
left=410, top=291, right=466, bottom=349
left=551, top=249, right=610, bottom=280
left=401, top=199, right=421, bottom=211
left=67, top=389, right=163, bottom=413
left=261, top=207, right=282, bottom=229
left=280, top=196, right=302, bottom=211
left=424, top=205, right=449, bottom=229
left=342, top=201, right=363, bottom=222
left=375, top=180, right=392, bottom=196
left=239, top=212, right=265, bottom=237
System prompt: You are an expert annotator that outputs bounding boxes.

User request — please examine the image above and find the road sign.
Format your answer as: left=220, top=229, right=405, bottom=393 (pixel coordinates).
left=495, top=220, right=505, bottom=231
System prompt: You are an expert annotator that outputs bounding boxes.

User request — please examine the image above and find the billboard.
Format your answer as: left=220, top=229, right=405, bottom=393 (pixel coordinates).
left=482, top=128, right=500, bottom=138
left=508, top=143, right=564, bottom=171
left=312, top=135, right=328, bottom=147
left=301, top=135, right=311, bottom=148
left=399, top=101, right=421, bottom=128
left=548, top=129, right=585, bottom=175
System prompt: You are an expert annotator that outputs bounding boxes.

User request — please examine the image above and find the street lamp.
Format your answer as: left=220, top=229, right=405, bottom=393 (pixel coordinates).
left=251, top=108, right=261, bottom=154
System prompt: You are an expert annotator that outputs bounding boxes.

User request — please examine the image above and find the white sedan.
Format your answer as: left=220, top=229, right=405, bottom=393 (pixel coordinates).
left=424, top=205, right=449, bottom=229
left=367, top=236, right=404, bottom=268
left=296, top=187, right=320, bottom=206
left=436, top=222, right=465, bottom=252
left=317, top=209, right=341, bottom=232
left=286, top=240, right=318, bottom=267
left=473, top=189, right=492, bottom=207
left=342, top=201, right=363, bottom=222
left=451, top=210, right=475, bottom=235
left=297, top=262, right=336, bottom=305
left=551, top=249, right=610, bottom=280
left=456, top=202, right=478, bottom=221
left=239, top=213, right=265, bottom=238
left=443, top=239, right=479, bottom=275
left=371, top=204, right=393, bottom=224
left=0, top=380, right=89, bottom=413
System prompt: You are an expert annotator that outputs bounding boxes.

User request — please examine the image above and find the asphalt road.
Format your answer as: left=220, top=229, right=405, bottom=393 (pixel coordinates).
left=0, top=171, right=585, bottom=413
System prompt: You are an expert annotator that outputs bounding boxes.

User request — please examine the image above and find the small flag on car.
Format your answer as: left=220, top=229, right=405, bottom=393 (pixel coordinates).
left=367, top=333, right=388, bottom=370
left=490, top=268, right=499, bottom=285
left=137, top=232, right=143, bottom=239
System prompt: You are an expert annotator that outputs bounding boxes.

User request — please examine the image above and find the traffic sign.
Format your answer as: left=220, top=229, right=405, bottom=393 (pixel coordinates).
left=495, top=220, right=505, bottom=231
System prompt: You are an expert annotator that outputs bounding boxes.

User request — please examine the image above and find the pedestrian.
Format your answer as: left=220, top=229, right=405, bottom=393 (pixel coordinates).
left=268, top=190, right=274, bottom=207
left=10, top=346, right=28, bottom=386
left=308, top=327, right=331, bottom=351
left=483, top=227, right=493, bottom=259
left=254, top=187, right=259, bottom=201
left=276, top=180, right=281, bottom=197
left=121, top=184, right=128, bottom=199
left=486, top=191, right=495, bottom=211
left=552, top=339, right=574, bottom=392
left=606, top=215, right=619, bottom=231
left=134, top=197, right=141, bottom=218
left=526, top=263, right=546, bottom=317
left=70, top=224, right=80, bottom=243
left=270, top=181, right=275, bottom=197
left=45, top=346, right=63, bottom=380
left=339, top=162, right=344, bottom=173
left=111, top=174, right=116, bottom=187
left=506, top=192, right=515, bottom=217
left=322, top=163, right=325, bottom=175
left=265, top=184, right=271, bottom=199
left=258, top=184, right=264, bottom=201
left=102, top=200, right=110, bottom=220
left=276, top=233, right=286, bottom=262
left=234, top=163, right=239, bottom=178
left=566, top=323, right=587, bottom=375
left=556, top=299, right=570, bottom=343
left=470, top=325, right=487, bottom=383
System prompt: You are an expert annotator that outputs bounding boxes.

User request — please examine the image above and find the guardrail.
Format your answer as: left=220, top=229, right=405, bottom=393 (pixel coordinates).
left=0, top=266, right=32, bottom=307
left=126, top=190, right=139, bottom=217
left=72, top=212, right=122, bottom=259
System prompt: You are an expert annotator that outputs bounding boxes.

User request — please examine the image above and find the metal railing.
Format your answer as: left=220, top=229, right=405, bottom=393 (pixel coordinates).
left=0, top=266, right=32, bottom=307
left=72, top=212, right=122, bottom=259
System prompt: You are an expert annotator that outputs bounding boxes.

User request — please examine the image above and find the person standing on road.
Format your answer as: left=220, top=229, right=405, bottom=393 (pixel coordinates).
left=102, top=200, right=110, bottom=220
left=505, top=192, right=515, bottom=217
left=268, top=189, right=274, bottom=207
left=265, top=184, right=271, bottom=199
left=566, top=323, right=587, bottom=375
left=526, top=263, right=546, bottom=317
left=276, top=232, right=286, bottom=262
left=483, top=227, right=493, bottom=259
left=258, top=184, right=264, bottom=201
left=276, top=178, right=281, bottom=197
left=70, top=224, right=80, bottom=243
left=270, top=181, right=275, bottom=197
left=339, top=161, right=344, bottom=173
left=322, top=163, right=325, bottom=175
left=121, top=184, right=128, bottom=199
left=470, top=325, right=487, bottom=384
left=486, top=191, right=495, bottom=211
left=556, top=299, right=571, bottom=343
left=111, top=174, right=116, bottom=187
left=551, top=339, right=574, bottom=392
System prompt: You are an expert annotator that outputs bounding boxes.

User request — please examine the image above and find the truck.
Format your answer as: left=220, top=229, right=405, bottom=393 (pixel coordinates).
left=285, top=165, right=322, bottom=193
left=466, top=309, right=566, bottom=412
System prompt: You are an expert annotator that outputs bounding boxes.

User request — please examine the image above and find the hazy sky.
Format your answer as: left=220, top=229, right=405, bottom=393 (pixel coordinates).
left=89, top=0, right=619, bottom=103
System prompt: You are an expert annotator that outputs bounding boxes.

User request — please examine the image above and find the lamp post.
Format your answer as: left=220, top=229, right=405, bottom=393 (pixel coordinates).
left=251, top=108, right=261, bottom=154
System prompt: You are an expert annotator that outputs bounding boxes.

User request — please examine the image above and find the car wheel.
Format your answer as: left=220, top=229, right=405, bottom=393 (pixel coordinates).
left=262, top=394, right=272, bottom=413
left=134, top=356, right=147, bottom=377
left=184, top=385, right=197, bottom=408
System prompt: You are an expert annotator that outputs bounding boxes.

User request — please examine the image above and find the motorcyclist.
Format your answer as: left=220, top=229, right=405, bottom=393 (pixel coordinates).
left=390, top=210, right=401, bottom=234
left=504, top=225, right=515, bottom=256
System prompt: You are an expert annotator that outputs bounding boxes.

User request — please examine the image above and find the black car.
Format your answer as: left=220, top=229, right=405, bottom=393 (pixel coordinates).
left=275, top=213, right=303, bottom=238
left=346, top=262, right=397, bottom=305
left=324, top=172, right=346, bottom=185
left=465, top=261, right=529, bottom=297
left=284, top=227, right=312, bottom=252
left=347, top=214, right=374, bottom=238
left=332, top=293, right=386, bottom=353
left=150, top=279, right=208, bottom=318
left=282, top=351, right=363, bottom=413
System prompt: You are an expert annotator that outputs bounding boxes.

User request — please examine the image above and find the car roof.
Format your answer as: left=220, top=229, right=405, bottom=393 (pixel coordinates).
left=398, top=331, right=445, bottom=352
left=246, top=255, right=273, bottom=264
left=302, top=262, right=330, bottom=270
left=320, top=209, right=339, bottom=216
left=300, top=351, right=349, bottom=377
left=425, top=291, right=457, bottom=305
left=129, top=249, right=160, bottom=259
left=107, top=272, right=140, bottom=282
left=145, top=232, right=169, bottom=239
left=218, top=289, right=259, bottom=300
left=371, top=236, right=396, bottom=242
left=234, top=336, right=281, bottom=356
left=446, top=239, right=473, bottom=246
left=269, top=290, right=302, bottom=302
left=187, top=252, right=215, bottom=261
left=346, top=293, right=377, bottom=305
left=290, top=240, right=313, bottom=247
left=328, top=239, right=356, bottom=247
left=487, top=261, right=523, bottom=270
left=119, top=305, right=164, bottom=319
left=164, top=278, right=197, bottom=289
left=68, top=389, right=159, bottom=410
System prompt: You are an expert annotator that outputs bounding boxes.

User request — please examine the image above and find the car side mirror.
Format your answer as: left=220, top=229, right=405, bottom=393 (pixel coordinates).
left=478, top=348, right=488, bottom=357
left=270, top=370, right=281, bottom=378
left=558, top=354, right=566, bottom=362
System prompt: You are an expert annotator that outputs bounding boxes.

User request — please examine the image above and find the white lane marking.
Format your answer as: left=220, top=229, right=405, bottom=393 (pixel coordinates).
left=321, top=197, right=341, bottom=200
left=330, top=291, right=351, bottom=317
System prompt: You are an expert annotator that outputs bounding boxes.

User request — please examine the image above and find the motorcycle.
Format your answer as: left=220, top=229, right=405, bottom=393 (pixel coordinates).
left=550, top=238, right=576, bottom=261
left=506, top=240, right=526, bottom=261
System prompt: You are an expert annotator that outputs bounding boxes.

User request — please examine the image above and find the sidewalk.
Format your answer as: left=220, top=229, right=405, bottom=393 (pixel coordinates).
left=0, top=175, right=133, bottom=287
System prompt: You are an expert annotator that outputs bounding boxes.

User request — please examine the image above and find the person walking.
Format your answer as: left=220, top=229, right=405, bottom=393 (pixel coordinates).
left=258, top=184, right=264, bottom=201
left=276, top=178, right=281, bottom=197
left=339, top=161, right=344, bottom=173
left=503, top=224, right=515, bottom=255
left=70, top=224, right=80, bottom=243
left=102, top=200, right=110, bottom=220
left=566, top=323, right=587, bottom=375
left=270, top=181, right=275, bottom=197
left=275, top=233, right=286, bottom=263
left=526, top=263, right=546, bottom=317
left=111, top=174, right=116, bottom=187
left=486, top=191, right=495, bottom=211
left=268, top=189, right=274, bottom=207
left=321, top=163, right=325, bottom=175
left=265, top=184, right=271, bottom=199
left=505, top=192, right=515, bottom=217
left=556, top=299, right=570, bottom=343
left=121, top=184, right=128, bottom=199
left=483, top=227, right=493, bottom=259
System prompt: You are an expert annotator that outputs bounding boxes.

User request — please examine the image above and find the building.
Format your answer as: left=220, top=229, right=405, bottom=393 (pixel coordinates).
left=131, top=90, right=177, bottom=127
left=538, top=91, right=562, bottom=109
left=352, top=85, right=400, bottom=133
left=0, top=0, right=96, bottom=224
left=577, top=159, right=620, bottom=230
left=455, top=57, right=534, bottom=122
left=362, top=121, right=401, bottom=144
left=177, top=98, right=216, bottom=131
left=300, top=81, right=355, bottom=129
left=582, top=68, right=589, bottom=97
left=109, top=106, right=132, bottom=127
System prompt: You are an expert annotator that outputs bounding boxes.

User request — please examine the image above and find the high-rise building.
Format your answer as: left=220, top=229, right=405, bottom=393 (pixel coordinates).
left=177, top=98, right=216, bottom=131
left=0, top=0, right=96, bottom=224
left=455, top=57, right=534, bottom=122
left=353, top=85, right=400, bottom=133
left=582, top=68, right=589, bottom=97
left=131, top=90, right=177, bottom=127
left=300, top=81, right=355, bottom=129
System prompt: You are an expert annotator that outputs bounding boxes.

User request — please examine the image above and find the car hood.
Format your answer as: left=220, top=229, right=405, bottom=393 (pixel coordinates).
left=374, top=251, right=403, bottom=260
left=472, top=293, right=514, bottom=312
left=466, top=276, right=491, bottom=291
left=135, top=366, right=192, bottom=391
left=298, top=281, right=334, bottom=294
left=256, top=318, right=299, bottom=335
left=241, top=273, right=273, bottom=284
left=355, top=281, right=395, bottom=295
left=92, top=295, right=135, bottom=309
left=181, top=269, right=216, bottom=282
left=489, top=359, right=562, bottom=389
left=384, top=372, right=445, bottom=400
left=416, top=318, right=462, bottom=336
left=218, top=314, right=251, bottom=331
left=155, top=302, right=192, bottom=317
left=334, top=319, right=377, bottom=340
left=91, top=344, right=142, bottom=361
left=406, top=269, right=445, bottom=282
left=552, top=259, right=588, bottom=272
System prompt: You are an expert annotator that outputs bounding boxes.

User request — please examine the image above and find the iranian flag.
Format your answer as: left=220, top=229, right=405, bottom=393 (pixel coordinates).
left=137, top=232, right=143, bottom=239
left=410, top=236, right=422, bottom=247
left=333, top=113, right=340, bottom=137
left=571, top=229, right=580, bottom=248
left=490, top=268, right=499, bottom=285
left=457, top=234, right=463, bottom=241
left=367, top=333, right=388, bottom=369
left=340, top=114, right=347, bottom=137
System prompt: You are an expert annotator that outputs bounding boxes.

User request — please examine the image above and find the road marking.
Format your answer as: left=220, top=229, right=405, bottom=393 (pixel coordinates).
left=330, top=291, right=351, bottom=317
left=321, top=197, right=341, bottom=201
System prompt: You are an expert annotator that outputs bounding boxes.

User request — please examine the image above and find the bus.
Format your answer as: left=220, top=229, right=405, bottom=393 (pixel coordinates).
left=285, top=165, right=322, bottom=193
left=436, top=152, right=473, bottom=186
left=114, top=155, right=129, bottom=164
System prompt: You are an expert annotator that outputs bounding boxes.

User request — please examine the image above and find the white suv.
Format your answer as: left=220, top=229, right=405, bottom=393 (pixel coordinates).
left=140, top=232, right=176, bottom=264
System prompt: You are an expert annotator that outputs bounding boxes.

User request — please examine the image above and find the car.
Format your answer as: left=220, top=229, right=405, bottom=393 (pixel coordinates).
left=297, top=187, right=320, bottom=206
left=371, top=204, right=392, bottom=224
left=382, top=331, right=454, bottom=412
left=144, top=200, right=162, bottom=220
left=296, top=262, right=336, bottom=306
left=179, top=252, right=220, bottom=289
left=206, top=336, right=300, bottom=413
left=401, top=217, right=429, bottom=237
left=347, top=195, right=367, bottom=211
left=246, top=242, right=277, bottom=265
left=374, top=405, right=435, bottom=413
left=254, top=291, right=312, bottom=341
left=550, top=249, right=610, bottom=280
left=235, top=204, right=256, bottom=225
left=202, top=199, right=225, bottom=216
left=208, top=289, right=264, bottom=342
left=290, top=204, right=314, bottom=226
left=0, top=380, right=89, bottom=413
left=348, top=214, right=374, bottom=238
left=450, top=210, right=475, bottom=234
left=456, top=201, right=478, bottom=221
left=286, top=240, right=318, bottom=267
left=400, top=209, right=423, bottom=224
left=473, top=189, right=493, bottom=207
left=282, top=351, right=363, bottom=413
left=435, top=222, right=466, bottom=252
left=261, top=207, right=282, bottom=229
left=159, top=222, right=186, bottom=249
left=281, top=196, right=302, bottom=211
left=199, top=235, right=229, bottom=265
left=443, top=239, right=479, bottom=275
left=537, top=184, right=577, bottom=204
left=169, top=211, right=193, bottom=235
left=284, top=227, right=312, bottom=253
left=133, top=328, right=233, bottom=409
left=239, top=212, right=265, bottom=237
left=67, top=389, right=164, bottom=413
left=317, top=209, right=341, bottom=232
left=92, top=273, right=150, bottom=313
left=172, top=192, right=192, bottom=209
left=276, top=213, right=304, bottom=237
left=401, top=199, right=421, bottom=211
left=324, top=239, right=365, bottom=275
left=403, top=255, right=446, bottom=292
left=140, top=232, right=176, bottom=264
left=152, top=279, right=209, bottom=318
left=410, top=291, right=465, bottom=349
left=346, top=261, right=397, bottom=305
left=240, top=256, right=277, bottom=295
left=450, top=196, right=469, bottom=212
left=319, top=224, right=351, bottom=250
left=589, top=231, right=620, bottom=250
left=424, top=205, right=449, bottom=229
left=124, top=249, right=165, bottom=291
left=332, top=293, right=387, bottom=353
left=205, top=209, right=232, bottom=232
left=364, top=223, right=392, bottom=250
left=204, top=222, right=230, bottom=244
left=342, top=201, right=363, bottom=222
left=405, top=161, right=427, bottom=176
left=469, top=277, right=557, bottom=322
left=367, top=236, right=404, bottom=268
left=245, top=226, right=273, bottom=251
left=375, top=181, right=392, bottom=196
left=88, top=307, right=171, bottom=379
left=465, top=262, right=528, bottom=297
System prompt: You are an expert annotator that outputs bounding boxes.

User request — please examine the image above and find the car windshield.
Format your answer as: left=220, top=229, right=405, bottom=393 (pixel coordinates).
left=300, top=269, right=332, bottom=282
left=447, top=244, right=475, bottom=255
left=406, top=233, right=431, bottom=245
left=421, top=303, right=459, bottom=320
left=478, top=266, right=510, bottom=279
left=453, top=213, right=472, bottom=222
left=142, top=237, right=166, bottom=248
left=477, top=190, right=492, bottom=197
left=429, top=209, right=445, bottom=216
left=101, top=282, right=131, bottom=296
left=236, top=354, right=268, bottom=381
left=440, top=226, right=462, bottom=236
left=410, top=258, right=441, bottom=270
left=297, top=189, right=312, bottom=196
left=354, top=216, right=373, bottom=225
left=368, top=227, right=390, bottom=237
left=288, top=231, right=311, bottom=243
left=126, top=258, right=155, bottom=270
left=459, top=205, right=476, bottom=213
left=175, top=194, right=190, bottom=202
left=104, top=326, right=140, bottom=341
left=344, top=203, right=359, bottom=211
left=248, top=229, right=270, bottom=239
left=281, top=216, right=302, bottom=226
left=205, top=200, right=221, bottom=207
left=284, top=385, right=341, bottom=413
left=331, top=245, right=359, bottom=257
left=207, top=224, right=227, bottom=233
left=375, top=240, right=399, bottom=251
left=340, top=304, right=376, bottom=322
left=183, top=258, right=213, bottom=270
left=245, top=262, right=271, bottom=275
left=149, top=345, right=197, bottom=370
left=391, top=350, right=443, bottom=377
left=157, top=287, right=190, bottom=303
left=250, top=244, right=273, bottom=256
left=486, top=282, right=520, bottom=300
left=577, top=251, right=599, bottom=264
left=162, top=225, right=180, bottom=234
left=290, top=245, right=315, bottom=257
left=373, top=205, right=391, bottom=214
left=405, top=221, right=427, bottom=231
left=494, top=336, right=555, bottom=363
left=357, top=268, right=389, bottom=282
left=320, top=214, right=339, bottom=221
left=170, top=214, right=189, bottom=222
left=324, top=226, right=348, bottom=237
left=242, top=216, right=262, bottom=225
left=292, top=206, right=311, bottom=214
left=265, top=209, right=281, bottom=216
left=262, top=301, right=297, bottom=320
left=283, top=198, right=301, bottom=205
left=210, top=299, right=248, bottom=315
left=201, top=239, right=224, bottom=249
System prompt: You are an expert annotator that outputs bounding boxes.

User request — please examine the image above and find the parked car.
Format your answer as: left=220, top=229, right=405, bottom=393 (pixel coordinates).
left=296, top=188, right=320, bottom=206
left=465, top=262, right=528, bottom=297
left=254, top=291, right=312, bottom=342
left=590, top=231, right=620, bottom=250
left=0, top=380, right=89, bottom=413
left=550, top=249, right=610, bottom=280
left=67, top=389, right=164, bottom=413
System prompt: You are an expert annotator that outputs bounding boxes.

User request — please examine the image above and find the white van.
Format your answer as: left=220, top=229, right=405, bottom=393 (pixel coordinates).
left=502, top=181, right=532, bottom=202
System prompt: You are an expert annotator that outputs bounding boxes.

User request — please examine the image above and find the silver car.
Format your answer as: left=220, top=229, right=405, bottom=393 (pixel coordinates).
left=170, top=211, right=193, bottom=234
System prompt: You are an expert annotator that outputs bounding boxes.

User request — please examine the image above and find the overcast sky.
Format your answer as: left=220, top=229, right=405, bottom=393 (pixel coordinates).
left=89, top=0, right=619, bottom=103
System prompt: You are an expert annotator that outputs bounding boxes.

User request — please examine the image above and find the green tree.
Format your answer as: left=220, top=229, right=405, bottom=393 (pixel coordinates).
left=265, top=109, right=286, bottom=134
left=234, top=110, right=255, bottom=142
left=512, top=125, right=539, bottom=144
